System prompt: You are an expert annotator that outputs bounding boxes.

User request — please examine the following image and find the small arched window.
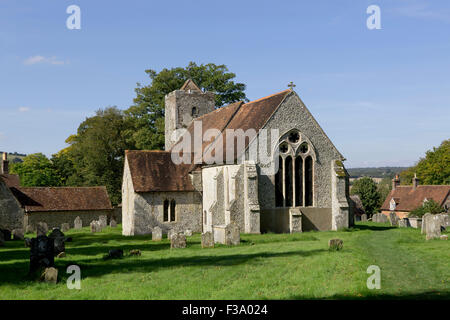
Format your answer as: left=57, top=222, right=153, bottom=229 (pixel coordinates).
left=170, top=200, right=176, bottom=222
left=275, top=156, right=284, bottom=207
left=191, top=107, right=198, bottom=117
left=163, top=200, right=169, bottom=222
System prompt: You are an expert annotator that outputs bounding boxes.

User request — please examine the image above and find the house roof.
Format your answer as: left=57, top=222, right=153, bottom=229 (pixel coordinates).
left=11, top=186, right=113, bottom=213
left=125, top=150, right=195, bottom=192
left=380, top=185, right=450, bottom=212
left=0, top=174, right=20, bottom=188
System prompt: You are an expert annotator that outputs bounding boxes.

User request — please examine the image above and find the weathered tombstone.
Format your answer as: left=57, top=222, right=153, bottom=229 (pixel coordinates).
left=440, top=235, right=448, bottom=240
left=0, top=229, right=12, bottom=241
left=371, top=213, right=379, bottom=223
left=421, top=213, right=431, bottom=234
left=109, top=219, right=117, bottom=228
left=74, top=216, right=82, bottom=230
left=90, top=221, right=101, bottom=233
left=36, top=222, right=48, bottom=237
left=98, top=215, right=107, bottom=229
left=48, top=229, right=66, bottom=256
left=398, top=219, right=407, bottom=228
left=328, top=238, right=344, bottom=251
left=29, top=235, right=55, bottom=274
left=438, top=214, right=449, bottom=230
left=225, top=223, right=240, bottom=246
left=12, top=228, right=24, bottom=240
left=167, top=229, right=176, bottom=240
left=379, top=214, right=388, bottom=223
left=389, top=212, right=399, bottom=227
left=361, top=214, right=368, bottom=222
left=425, top=215, right=441, bottom=240
left=40, top=267, right=58, bottom=284
left=184, top=229, right=193, bottom=237
left=289, top=208, right=302, bottom=233
left=25, top=225, right=34, bottom=234
left=201, top=232, right=214, bottom=248
left=61, top=223, right=70, bottom=232
left=152, top=226, right=162, bottom=241
left=171, top=233, right=187, bottom=249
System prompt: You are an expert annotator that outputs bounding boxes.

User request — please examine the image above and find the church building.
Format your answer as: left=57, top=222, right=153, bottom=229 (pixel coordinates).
left=122, top=80, right=352, bottom=236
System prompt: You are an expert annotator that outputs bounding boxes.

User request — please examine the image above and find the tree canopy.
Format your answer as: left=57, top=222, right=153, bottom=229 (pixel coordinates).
left=350, top=177, right=381, bottom=216
left=10, top=153, right=62, bottom=187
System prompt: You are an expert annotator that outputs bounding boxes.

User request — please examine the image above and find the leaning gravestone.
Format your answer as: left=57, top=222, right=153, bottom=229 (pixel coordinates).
left=98, top=215, right=107, bottom=229
left=421, top=213, right=431, bottom=234
left=425, top=215, right=441, bottom=240
left=12, top=228, right=24, bottom=240
left=170, top=233, right=187, bottom=249
left=225, top=223, right=240, bottom=246
left=201, top=232, right=214, bottom=248
left=389, top=212, right=399, bottom=227
left=74, top=216, right=82, bottom=230
left=152, top=226, right=162, bottom=241
left=90, top=221, right=101, bottom=233
left=37, top=222, right=48, bottom=237
left=110, top=219, right=117, bottom=228
left=61, top=223, right=70, bottom=232
left=361, top=214, right=368, bottom=222
left=29, top=235, right=55, bottom=274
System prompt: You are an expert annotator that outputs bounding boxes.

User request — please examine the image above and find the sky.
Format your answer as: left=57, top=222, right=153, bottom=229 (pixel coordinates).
left=0, top=0, right=449, bottom=168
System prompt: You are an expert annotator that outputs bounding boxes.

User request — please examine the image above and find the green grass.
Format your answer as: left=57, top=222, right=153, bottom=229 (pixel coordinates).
left=0, top=222, right=449, bottom=300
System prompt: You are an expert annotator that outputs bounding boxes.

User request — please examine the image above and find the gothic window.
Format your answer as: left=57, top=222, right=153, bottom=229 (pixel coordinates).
left=163, top=200, right=169, bottom=222
left=305, top=156, right=313, bottom=206
left=299, top=142, right=308, bottom=154
left=284, top=156, right=293, bottom=207
left=295, top=156, right=303, bottom=207
left=170, top=200, right=176, bottom=222
left=279, top=142, right=289, bottom=154
left=191, top=107, right=198, bottom=117
left=275, top=156, right=284, bottom=207
left=288, top=131, right=300, bottom=143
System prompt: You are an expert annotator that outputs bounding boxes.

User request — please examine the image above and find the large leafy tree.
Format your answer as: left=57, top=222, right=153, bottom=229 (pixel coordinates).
left=65, top=107, right=135, bottom=205
left=10, top=153, right=62, bottom=187
left=350, top=177, right=381, bottom=216
left=125, top=62, right=247, bottom=150
left=400, top=139, right=450, bottom=185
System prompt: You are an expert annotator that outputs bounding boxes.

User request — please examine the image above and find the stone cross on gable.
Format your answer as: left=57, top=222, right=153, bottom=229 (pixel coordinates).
left=288, top=81, right=296, bottom=90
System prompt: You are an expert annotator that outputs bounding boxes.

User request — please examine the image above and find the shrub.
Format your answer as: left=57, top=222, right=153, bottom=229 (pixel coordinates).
left=408, top=199, right=444, bottom=218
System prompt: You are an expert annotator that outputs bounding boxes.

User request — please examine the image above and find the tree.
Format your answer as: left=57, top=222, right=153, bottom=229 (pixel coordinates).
left=10, top=153, right=62, bottom=187
left=409, top=199, right=444, bottom=217
left=377, top=177, right=392, bottom=207
left=400, top=139, right=450, bottom=185
left=125, top=62, right=247, bottom=150
left=65, top=107, right=135, bottom=205
left=350, top=177, right=381, bottom=216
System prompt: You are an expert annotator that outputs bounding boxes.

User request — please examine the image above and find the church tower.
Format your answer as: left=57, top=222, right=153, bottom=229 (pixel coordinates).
left=164, top=79, right=215, bottom=150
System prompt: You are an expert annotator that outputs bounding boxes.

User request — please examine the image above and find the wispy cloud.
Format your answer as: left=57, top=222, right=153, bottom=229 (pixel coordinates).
left=18, top=106, right=30, bottom=112
left=23, top=55, right=67, bottom=66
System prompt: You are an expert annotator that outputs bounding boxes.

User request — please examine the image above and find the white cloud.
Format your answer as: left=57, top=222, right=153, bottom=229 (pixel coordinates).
left=18, top=106, right=30, bottom=112
left=23, top=55, right=67, bottom=66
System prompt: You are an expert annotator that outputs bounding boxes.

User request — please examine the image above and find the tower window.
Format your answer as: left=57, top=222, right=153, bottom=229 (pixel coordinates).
left=191, top=107, right=198, bottom=117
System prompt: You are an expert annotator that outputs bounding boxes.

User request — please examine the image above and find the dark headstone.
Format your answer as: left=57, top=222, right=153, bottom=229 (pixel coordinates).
left=48, top=228, right=66, bottom=255
left=48, top=228, right=65, bottom=239
left=29, top=236, right=55, bottom=274
left=0, top=229, right=11, bottom=241
left=104, top=249, right=123, bottom=260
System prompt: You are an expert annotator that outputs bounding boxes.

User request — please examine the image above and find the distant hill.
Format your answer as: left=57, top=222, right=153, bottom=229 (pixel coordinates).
left=0, top=151, right=27, bottom=164
left=347, top=167, right=408, bottom=179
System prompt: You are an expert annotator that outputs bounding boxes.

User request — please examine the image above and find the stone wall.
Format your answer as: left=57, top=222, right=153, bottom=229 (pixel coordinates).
left=25, top=209, right=113, bottom=231
left=0, top=180, right=24, bottom=230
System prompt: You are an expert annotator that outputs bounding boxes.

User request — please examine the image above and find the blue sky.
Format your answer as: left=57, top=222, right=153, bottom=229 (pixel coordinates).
left=0, top=0, right=449, bottom=167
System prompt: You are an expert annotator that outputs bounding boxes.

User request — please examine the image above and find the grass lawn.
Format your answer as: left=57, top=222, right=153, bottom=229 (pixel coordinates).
left=0, top=222, right=449, bottom=300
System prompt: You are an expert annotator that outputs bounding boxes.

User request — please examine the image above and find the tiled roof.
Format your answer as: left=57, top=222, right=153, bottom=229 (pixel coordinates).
left=380, top=185, right=450, bottom=212
left=11, top=186, right=113, bottom=212
left=0, top=174, right=20, bottom=188
left=125, top=150, right=195, bottom=192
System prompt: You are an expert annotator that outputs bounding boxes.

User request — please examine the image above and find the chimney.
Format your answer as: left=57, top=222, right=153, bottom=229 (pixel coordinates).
left=392, top=174, right=400, bottom=190
left=412, top=173, right=419, bottom=190
left=1, top=152, right=8, bottom=174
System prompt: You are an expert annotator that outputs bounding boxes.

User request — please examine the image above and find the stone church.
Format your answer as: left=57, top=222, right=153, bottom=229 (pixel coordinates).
left=122, top=80, right=352, bottom=236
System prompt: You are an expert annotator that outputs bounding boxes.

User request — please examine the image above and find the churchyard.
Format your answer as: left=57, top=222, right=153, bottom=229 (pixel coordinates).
left=0, top=221, right=448, bottom=300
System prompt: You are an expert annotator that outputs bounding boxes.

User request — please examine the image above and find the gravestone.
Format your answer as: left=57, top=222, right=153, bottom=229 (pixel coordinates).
left=379, top=214, right=388, bottom=223
left=167, top=229, right=176, bottom=240
left=98, top=215, right=107, bottom=229
left=171, top=233, right=187, bottom=249
left=440, top=235, right=448, bottom=240
left=389, top=212, right=399, bottom=227
left=24, top=237, right=32, bottom=248
left=289, top=208, right=302, bottom=233
left=74, top=216, right=82, bottom=230
left=0, top=229, right=11, bottom=241
left=90, top=221, right=101, bottom=233
left=110, top=219, right=117, bottom=228
left=61, top=223, right=70, bottom=232
left=398, top=219, right=407, bottom=228
left=25, top=225, right=34, bottom=234
left=37, top=222, right=48, bottom=237
left=56, top=252, right=66, bottom=258
left=48, top=229, right=66, bottom=255
left=438, top=214, right=449, bottom=230
left=104, top=249, right=123, bottom=260
left=328, top=239, right=344, bottom=251
left=29, top=235, right=55, bottom=274
left=201, top=232, right=214, bottom=248
left=421, top=213, right=431, bottom=234
left=12, top=228, right=24, bottom=240
left=0, top=231, right=4, bottom=246
left=361, top=214, right=368, bottom=222
left=152, top=226, right=162, bottom=241
left=184, top=229, right=193, bottom=237
left=425, top=215, right=441, bottom=240
left=225, top=223, right=240, bottom=246
left=40, top=267, right=58, bottom=284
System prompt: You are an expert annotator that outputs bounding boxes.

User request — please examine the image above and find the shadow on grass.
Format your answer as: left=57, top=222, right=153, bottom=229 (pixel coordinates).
left=0, top=247, right=327, bottom=285
left=353, top=224, right=397, bottom=232
left=288, top=291, right=450, bottom=300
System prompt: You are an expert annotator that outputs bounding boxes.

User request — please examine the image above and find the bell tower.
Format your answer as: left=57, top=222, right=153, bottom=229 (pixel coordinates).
left=164, top=79, right=215, bottom=150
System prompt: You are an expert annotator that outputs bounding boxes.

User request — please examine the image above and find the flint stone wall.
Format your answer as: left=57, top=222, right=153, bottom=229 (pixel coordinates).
left=24, top=210, right=112, bottom=231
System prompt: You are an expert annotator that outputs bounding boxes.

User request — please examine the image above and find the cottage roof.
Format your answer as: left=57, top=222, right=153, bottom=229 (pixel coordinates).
left=380, top=185, right=450, bottom=212
left=11, top=186, right=113, bottom=212
left=0, top=174, right=20, bottom=188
